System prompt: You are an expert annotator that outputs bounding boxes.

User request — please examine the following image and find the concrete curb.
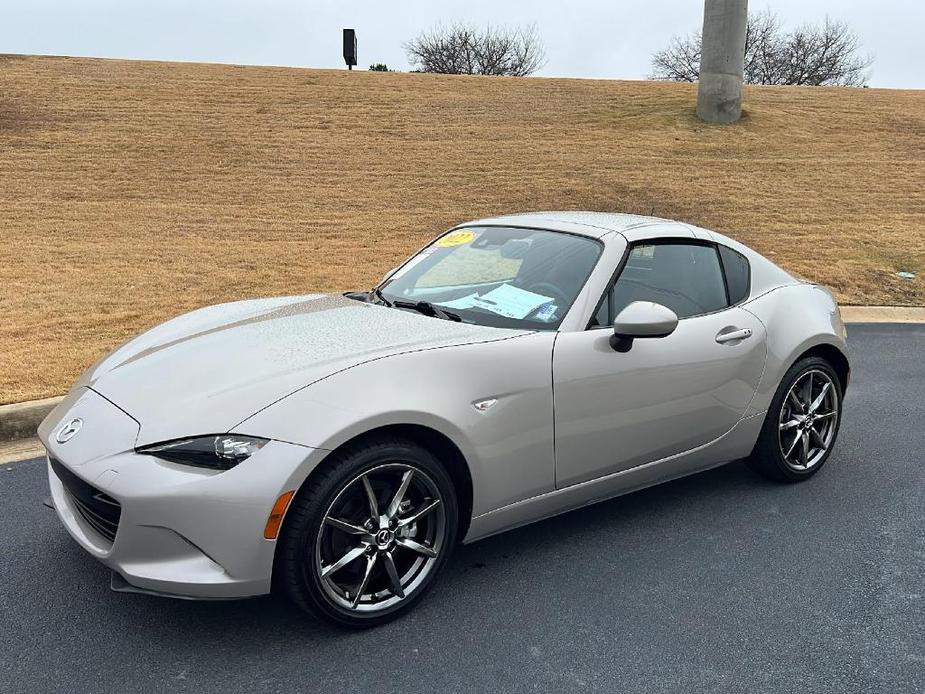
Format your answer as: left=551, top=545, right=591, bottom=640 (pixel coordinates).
left=0, top=396, right=62, bottom=445
left=840, top=306, right=925, bottom=323
left=0, top=308, right=922, bottom=451
left=0, top=438, right=45, bottom=466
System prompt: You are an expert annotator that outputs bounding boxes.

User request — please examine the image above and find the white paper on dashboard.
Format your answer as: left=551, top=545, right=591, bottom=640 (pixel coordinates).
left=470, top=284, right=554, bottom=319
left=437, top=293, right=482, bottom=310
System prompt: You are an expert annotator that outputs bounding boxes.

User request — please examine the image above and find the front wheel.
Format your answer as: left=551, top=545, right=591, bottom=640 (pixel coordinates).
left=276, top=437, right=458, bottom=628
left=747, top=356, right=843, bottom=482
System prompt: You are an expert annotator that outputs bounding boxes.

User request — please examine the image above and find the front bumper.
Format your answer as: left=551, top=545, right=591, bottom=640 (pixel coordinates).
left=40, top=387, right=326, bottom=599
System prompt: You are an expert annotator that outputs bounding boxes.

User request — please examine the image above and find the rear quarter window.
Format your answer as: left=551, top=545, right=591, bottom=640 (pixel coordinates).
left=719, top=245, right=751, bottom=305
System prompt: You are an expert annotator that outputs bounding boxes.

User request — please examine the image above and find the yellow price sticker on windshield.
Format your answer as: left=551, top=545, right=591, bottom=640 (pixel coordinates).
left=435, top=230, right=476, bottom=248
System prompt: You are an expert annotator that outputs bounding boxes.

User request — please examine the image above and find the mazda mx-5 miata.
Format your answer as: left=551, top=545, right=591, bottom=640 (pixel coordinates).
left=40, top=212, right=849, bottom=627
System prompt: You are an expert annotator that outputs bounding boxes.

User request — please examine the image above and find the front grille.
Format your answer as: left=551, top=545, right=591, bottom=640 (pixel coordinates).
left=50, top=456, right=121, bottom=544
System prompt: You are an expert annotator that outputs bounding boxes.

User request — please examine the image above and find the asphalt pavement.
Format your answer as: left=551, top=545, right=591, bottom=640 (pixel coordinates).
left=1, top=324, right=922, bottom=693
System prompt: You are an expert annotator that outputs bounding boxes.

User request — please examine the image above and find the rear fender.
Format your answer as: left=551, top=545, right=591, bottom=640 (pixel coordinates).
left=742, top=284, right=848, bottom=416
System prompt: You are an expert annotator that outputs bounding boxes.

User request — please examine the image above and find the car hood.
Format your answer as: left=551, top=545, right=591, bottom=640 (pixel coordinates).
left=82, top=293, right=524, bottom=446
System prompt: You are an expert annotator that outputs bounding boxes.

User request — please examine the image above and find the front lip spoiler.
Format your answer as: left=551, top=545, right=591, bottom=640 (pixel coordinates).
left=109, top=571, right=258, bottom=602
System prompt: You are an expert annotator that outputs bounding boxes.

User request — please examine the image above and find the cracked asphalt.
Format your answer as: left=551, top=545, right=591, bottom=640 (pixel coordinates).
left=1, top=324, right=922, bottom=693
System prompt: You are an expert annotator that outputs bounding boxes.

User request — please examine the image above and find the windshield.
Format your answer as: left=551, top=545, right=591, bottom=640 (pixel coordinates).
left=378, top=226, right=602, bottom=330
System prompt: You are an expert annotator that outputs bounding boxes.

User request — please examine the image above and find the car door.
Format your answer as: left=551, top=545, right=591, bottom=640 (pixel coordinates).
left=553, top=240, right=767, bottom=488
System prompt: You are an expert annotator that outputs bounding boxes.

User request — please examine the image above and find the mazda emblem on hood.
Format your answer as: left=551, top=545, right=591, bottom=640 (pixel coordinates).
left=56, top=418, right=83, bottom=444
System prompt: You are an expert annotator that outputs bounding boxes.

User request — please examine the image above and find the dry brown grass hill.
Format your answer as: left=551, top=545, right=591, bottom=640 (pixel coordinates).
left=1, top=55, right=923, bottom=403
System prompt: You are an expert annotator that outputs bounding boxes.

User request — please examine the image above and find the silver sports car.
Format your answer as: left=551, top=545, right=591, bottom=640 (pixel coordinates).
left=40, top=212, right=849, bottom=627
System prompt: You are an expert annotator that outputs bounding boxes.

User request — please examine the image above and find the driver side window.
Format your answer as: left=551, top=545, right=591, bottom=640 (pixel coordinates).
left=594, top=242, right=729, bottom=326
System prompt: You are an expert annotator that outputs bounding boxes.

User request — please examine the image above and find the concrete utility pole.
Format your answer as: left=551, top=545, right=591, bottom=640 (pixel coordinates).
left=697, top=0, right=748, bottom=123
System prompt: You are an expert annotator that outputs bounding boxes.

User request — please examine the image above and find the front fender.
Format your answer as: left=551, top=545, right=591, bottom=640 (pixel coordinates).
left=234, top=332, right=557, bottom=516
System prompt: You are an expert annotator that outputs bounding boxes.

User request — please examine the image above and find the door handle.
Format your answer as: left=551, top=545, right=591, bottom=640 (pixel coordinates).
left=715, top=328, right=753, bottom=344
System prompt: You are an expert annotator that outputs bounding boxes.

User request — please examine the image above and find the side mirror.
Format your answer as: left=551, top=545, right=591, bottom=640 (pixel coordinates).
left=610, top=301, right=679, bottom=352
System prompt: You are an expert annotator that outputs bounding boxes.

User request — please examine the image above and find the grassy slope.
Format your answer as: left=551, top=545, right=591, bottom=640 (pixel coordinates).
left=1, top=55, right=923, bottom=403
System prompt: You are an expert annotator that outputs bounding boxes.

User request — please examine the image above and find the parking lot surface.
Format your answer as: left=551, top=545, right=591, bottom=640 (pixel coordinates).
left=1, top=324, right=922, bottom=693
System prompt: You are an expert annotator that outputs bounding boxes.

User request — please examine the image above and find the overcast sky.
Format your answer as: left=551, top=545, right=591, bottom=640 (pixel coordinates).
left=2, top=1, right=922, bottom=88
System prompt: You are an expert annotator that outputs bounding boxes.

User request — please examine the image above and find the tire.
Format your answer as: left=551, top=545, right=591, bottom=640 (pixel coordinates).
left=275, top=436, right=459, bottom=628
left=747, top=356, right=843, bottom=482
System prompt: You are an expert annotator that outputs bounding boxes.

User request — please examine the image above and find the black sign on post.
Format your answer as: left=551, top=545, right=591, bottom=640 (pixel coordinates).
left=343, top=29, right=357, bottom=70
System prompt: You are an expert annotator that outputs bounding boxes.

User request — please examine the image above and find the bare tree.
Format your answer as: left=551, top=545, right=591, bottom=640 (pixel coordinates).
left=650, top=33, right=701, bottom=83
left=778, top=18, right=870, bottom=86
left=405, top=22, right=546, bottom=76
left=743, top=9, right=782, bottom=85
left=651, top=9, right=872, bottom=86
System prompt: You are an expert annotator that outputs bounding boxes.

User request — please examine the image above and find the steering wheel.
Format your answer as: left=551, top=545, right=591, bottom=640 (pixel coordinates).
left=523, top=282, right=569, bottom=315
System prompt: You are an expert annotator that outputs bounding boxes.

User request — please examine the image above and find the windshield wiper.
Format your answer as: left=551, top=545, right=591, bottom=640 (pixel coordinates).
left=392, top=299, right=462, bottom=322
left=369, top=287, right=392, bottom=307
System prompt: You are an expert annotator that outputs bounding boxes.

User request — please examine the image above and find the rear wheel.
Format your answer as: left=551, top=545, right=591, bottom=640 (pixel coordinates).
left=276, top=437, right=458, bottom=628
left=747, top=356, right=843, bottom=482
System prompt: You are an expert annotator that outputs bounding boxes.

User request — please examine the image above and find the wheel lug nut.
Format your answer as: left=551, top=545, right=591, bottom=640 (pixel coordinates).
left=389, top=519, right=397, bottom=529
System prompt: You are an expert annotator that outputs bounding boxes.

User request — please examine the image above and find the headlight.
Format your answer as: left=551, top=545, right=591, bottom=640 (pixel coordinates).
left=137, top=435, right=269, bottom=470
